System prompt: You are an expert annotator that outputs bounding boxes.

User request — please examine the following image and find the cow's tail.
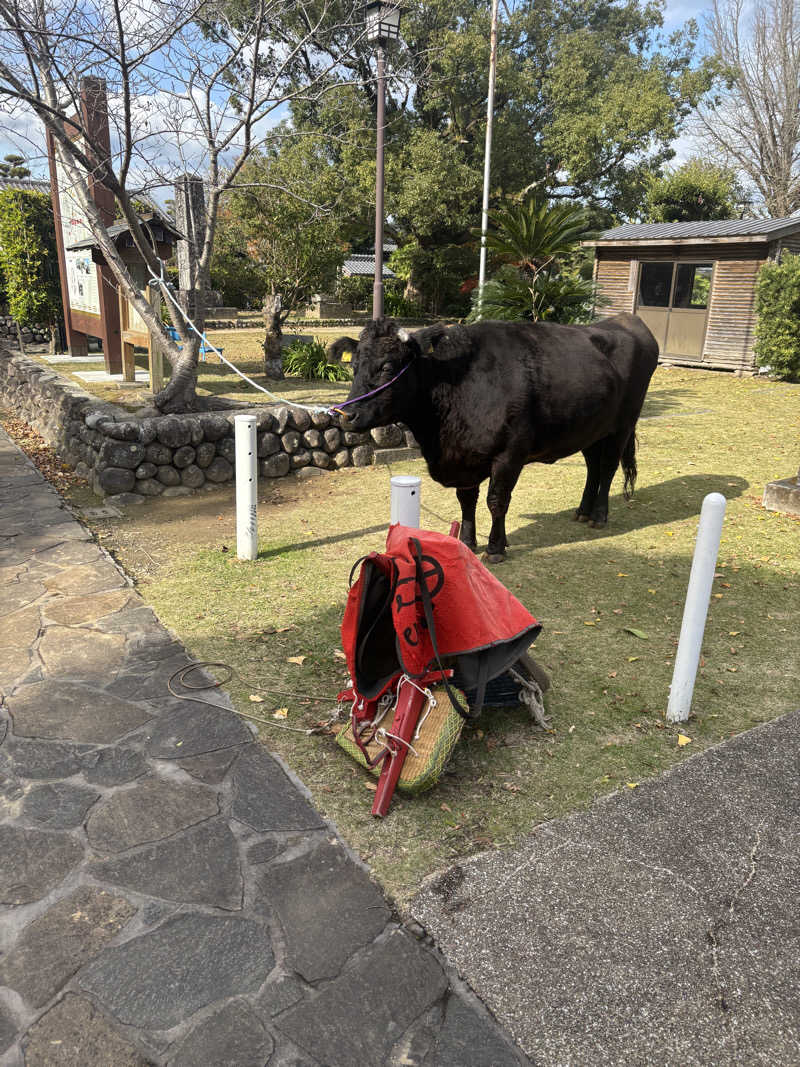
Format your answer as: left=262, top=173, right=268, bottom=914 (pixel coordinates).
left=621, top=429, right=638, bottom=501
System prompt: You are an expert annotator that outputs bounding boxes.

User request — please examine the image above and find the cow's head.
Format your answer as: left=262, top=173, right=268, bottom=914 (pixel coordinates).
left=328, top=317, right=448, bottom=431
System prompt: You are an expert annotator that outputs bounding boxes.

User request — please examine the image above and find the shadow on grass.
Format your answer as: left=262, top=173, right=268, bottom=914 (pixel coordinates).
left=640, top=385, right=699, bottom=418
left=256, top=523, right=388, bottom=561
left=509, top=473, right=750, bottom=553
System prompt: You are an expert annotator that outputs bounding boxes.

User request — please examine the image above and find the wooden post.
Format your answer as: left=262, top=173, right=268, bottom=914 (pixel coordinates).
left=147, top=285, right=164, bottom=394
left=116, top=286, right=136, bottom=382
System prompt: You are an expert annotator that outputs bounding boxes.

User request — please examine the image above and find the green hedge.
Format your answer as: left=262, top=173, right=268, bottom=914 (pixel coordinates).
left=754, top=254, right=800, bottom=381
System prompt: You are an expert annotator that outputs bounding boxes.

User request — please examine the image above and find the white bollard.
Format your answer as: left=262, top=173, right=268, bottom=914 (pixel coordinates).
left=390, top=475, right=421, bottom=527
left=667, top=492, right=727, bottom=723
left=234, top=415, right=258, bottom=561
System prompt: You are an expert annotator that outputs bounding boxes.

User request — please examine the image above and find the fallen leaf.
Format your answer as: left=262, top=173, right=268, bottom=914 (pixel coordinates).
left=628, top=656, right=639, bottom=662
left=727, top=666, right=738, bottom=672
left=333, top=650, right=347, bottom=660
left=624, top=627, right=649, bottom=640
left=617, top=572, right=629, bottom=578
left=584, top=620, right=597, bottom=626
left=729, top=631, right=741, bottom=636
left=475, top=729, right=485, bottom=740
left=713, top=593, right=723, bottom=599
left=612, top=608, right=623, bottom=615
left=364, top=780, right=378, bottom=791
left=287, top=655, right=307, bottom=665
left=608, top=670, right=618, bottom=678
left=273, top=707, right=289, bottom=719
left=248, top=694, right=265, bottom=703
left=568, top=724, right=576, bottom=733
left=626, top=782, right=639, bottom=789
left=677, top=734, right=692, bottom=747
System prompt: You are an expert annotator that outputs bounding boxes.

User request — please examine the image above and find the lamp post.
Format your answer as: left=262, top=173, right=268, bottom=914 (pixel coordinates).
left=365, top=1, right=401, bottom=320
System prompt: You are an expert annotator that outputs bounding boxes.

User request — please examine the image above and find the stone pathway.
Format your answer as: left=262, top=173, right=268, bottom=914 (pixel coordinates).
left=0, top=426, right=526, bottom=1067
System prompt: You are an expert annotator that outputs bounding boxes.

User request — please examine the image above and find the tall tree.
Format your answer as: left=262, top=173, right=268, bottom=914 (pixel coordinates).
left=217, top=137, right=348, bottom=377
left=0, top=0, right=365, bottom=411
left=696, top=0, right=800, bottom=217
left=0, top=190, right=62, bottom=351
left=645, top=157, right=745, bottom=221
left=287, top=0, right=710, bottom=311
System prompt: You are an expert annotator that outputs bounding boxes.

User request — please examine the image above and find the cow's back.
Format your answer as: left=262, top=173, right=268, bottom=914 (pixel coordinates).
left=438, top=316, right=657, bottom=463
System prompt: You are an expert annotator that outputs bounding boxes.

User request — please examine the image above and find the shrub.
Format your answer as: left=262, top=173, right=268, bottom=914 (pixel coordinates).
left=283, top=338, right=352, bottom=382
left=384, top=289, right=422, bottom=318
left=754, top=254, right=800, bottom=381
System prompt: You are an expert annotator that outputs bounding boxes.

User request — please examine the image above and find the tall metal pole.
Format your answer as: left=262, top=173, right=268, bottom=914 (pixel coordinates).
left=477, top=0, right=500, bottom=320
left=373, top=44, right=386, bottom=320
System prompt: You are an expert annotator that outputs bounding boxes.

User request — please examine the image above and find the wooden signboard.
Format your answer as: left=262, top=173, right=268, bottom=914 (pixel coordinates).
left=47, top=77, right=122, bottom=372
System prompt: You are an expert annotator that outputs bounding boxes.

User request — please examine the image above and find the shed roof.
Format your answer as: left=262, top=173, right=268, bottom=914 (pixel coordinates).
left=585, top=216, right=800, bottom=247
left=66, top=212, right=180, bottom=251
left=342, top=253, right=395, bottom=278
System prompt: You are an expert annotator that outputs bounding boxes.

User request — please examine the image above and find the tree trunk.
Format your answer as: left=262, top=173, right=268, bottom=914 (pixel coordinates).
left=152, top=342, right=200, bottom=412
left=263, top=292, right=283, bottom=380
left=16, top=321, right=25, bottom=354
left=404, top=271, right=424, bottom=308
left=48, top=324, right=57, bottom=355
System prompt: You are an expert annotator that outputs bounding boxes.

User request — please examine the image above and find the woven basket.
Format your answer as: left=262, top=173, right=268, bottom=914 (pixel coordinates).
left=336, top=683, right=467, bottom=794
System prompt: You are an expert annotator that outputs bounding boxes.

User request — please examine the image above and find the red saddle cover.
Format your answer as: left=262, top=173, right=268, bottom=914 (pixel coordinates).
left=341, top=524, right=541, bottom=705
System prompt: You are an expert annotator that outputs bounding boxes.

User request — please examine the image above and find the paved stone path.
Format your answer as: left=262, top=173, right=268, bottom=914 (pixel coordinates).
left=0, top=426, right=527, bottom=1067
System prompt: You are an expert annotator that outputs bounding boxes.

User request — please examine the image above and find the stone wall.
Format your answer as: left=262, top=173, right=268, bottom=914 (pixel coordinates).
left=0, top=314, right=51, bottom=347
left=0, top=345, right=417, bottom=501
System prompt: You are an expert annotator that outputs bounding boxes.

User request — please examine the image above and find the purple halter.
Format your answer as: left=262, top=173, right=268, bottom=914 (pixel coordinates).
left=328, top=361, right=411, bottom=417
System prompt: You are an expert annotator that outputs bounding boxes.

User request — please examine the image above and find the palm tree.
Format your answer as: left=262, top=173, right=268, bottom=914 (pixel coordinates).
left=471, top=198, right=594, bottom=322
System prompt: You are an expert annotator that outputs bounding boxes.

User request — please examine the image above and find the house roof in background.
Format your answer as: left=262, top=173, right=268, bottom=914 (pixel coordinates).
left=0, top=177, right=50, bottom=195
left=586, top=217, right=800, bottom=246
left=342, top=254, right=395, bottom=278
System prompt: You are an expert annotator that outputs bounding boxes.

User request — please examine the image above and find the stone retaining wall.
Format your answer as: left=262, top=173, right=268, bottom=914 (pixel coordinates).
left=0, top=346, right=416, bottom=501
left=0, top=314, right=51, bottom=346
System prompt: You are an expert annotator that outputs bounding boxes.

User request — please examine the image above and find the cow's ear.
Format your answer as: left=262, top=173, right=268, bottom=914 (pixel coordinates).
left=327, top=336, right=359, bottom=362
left=398, top=323, right=449, bottom=357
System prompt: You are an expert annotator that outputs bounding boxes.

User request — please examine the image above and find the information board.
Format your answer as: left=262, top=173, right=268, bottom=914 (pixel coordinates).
left=55, top=156, right=101, bottom=317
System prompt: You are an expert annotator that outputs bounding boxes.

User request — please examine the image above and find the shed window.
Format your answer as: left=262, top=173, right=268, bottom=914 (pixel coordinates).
left=637, top=261, right=713, bottom=310
left=673, top=263, right=712, bottom=309
left=638, top=262, right=673, bottom=307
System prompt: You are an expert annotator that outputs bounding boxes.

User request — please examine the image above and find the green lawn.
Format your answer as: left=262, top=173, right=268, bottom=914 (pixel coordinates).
left=72, top=366, right=800, bottom=904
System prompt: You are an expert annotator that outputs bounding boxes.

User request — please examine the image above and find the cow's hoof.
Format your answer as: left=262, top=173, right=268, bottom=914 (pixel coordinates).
left=588, top=518, right=607, bottom=529
left=574, top=511, right=589, bottom=523
left=482, top=551, right=506, bottom=564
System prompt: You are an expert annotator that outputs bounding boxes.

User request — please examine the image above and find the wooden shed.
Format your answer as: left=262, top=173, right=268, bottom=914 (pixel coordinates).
left=583, top=218, right=800, bottom=373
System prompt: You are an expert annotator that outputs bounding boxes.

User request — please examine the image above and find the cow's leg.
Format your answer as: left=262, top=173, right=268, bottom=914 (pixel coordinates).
left=456, top=486, right=480, bottom=551
left=485, top=459, right=523, bottom=562
left=574, top=445, right=602, bottom=523
left=586, top=436, right=623, bottom=528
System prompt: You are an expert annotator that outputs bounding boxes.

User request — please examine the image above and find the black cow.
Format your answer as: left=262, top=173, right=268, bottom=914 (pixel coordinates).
left=329, top=314, right=659, bottom=561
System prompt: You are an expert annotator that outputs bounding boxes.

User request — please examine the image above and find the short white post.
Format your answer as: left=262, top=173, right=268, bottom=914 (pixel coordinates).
left=667, top=492, right=727, bottom=723
left=390, top=475, right=421, bottom=527
left=234, top=415, right=258, bottom=561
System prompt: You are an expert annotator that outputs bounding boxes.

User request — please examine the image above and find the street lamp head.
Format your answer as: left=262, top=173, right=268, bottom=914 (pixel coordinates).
left=365, top=0, right=401, bottom=44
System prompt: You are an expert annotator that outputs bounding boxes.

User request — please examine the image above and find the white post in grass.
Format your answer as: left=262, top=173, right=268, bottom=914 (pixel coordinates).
left=391, top=475, right=421, bottom=527
left=667, top=492, right=727, bottom=723
left=234, top=415, right=258, bottom=561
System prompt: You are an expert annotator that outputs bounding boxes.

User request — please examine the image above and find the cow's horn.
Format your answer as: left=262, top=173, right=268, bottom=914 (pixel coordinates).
left=397, top=328, right=410, bottom=342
